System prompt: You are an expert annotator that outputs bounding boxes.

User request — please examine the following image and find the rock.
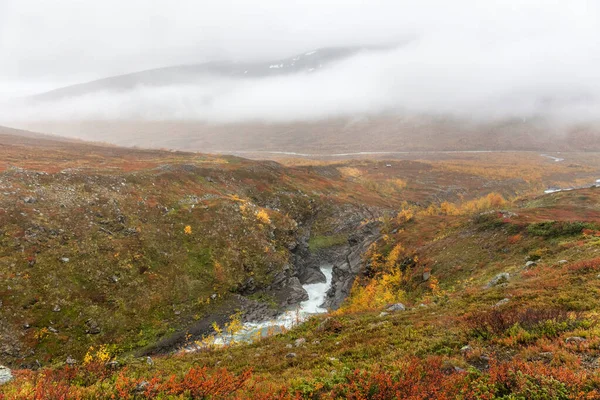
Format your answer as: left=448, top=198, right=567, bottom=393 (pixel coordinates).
left=494, top=298, right=510, bottom=307
left=60, top=257, right=70, bottom=263
left=48, top=326, right=58, bottom=333
left=53, top=305, right=61, bottom=312
left=281, top=277, right=309, bottom=305
left=297, top=267, right=326, bottom=285
left=558, top=260, right=568, bottom=264
left=379, top=312, right=389, bottom=317
left=85, top=319, right=101, bottom=334
left=317, top=317, right=331, bottom=331
left=285, top=352, right=297, bottom=358
left=134, top=381, right=149, bottom=393
left=23, top=323, right=30, bottom=329
left=23, top=197, right=36, bottom=204
left=0, top=366, right=13, bottom=385
left=210, top=293, right=218, bottom=300
left=386, top=303, right=406, bottom=312
left=66, top=356, right=77, bottom=366
left=312, top=340, right=320, bottom=345
left=295, top=338, right=306, bottom=347
left=323, top=222, right=381, bottom=309
left=110, top=275, right=119, bottom=283
left=106, top=360, right=119, bottom=369
left=485, top=273, right=509, bottom=288
left=146, top=356, right=154, bottom=365
left=286, top=344, right=293, bottom=349
left=525, top=261, right=537, bottom=268
left=422, top=271, right=431, bottom=282
left=566, top=336, right=586, bottom=344
left=460, top=345, right=473, bottom=353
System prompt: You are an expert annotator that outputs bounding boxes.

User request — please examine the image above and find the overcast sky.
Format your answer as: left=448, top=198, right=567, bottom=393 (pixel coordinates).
left=1, top=1, right=597, bottom=91
left=0, top=0, right=599, bottom=124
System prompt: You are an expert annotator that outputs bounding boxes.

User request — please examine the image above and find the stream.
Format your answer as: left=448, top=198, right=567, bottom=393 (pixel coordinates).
left=184, top=266, right=333, bottom=351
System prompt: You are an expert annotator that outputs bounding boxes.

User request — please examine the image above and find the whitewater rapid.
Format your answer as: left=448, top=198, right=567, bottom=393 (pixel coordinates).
left=186, top=266, right=333, bottom=350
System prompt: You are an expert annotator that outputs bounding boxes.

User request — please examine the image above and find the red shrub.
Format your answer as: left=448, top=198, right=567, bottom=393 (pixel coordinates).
left=568, top=257, right=600, bottom=274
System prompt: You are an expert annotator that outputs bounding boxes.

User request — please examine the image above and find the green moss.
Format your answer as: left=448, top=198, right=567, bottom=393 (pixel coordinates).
left=527, top=221, right=599, bottom=238
left=308, top=234, right=348, bottom=252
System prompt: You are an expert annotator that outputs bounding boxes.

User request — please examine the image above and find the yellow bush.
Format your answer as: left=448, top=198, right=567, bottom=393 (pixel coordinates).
left=385, top=243, right=404, bottom=270
left=83, top=345, right=111, bottom=365
left=338, top=167, right=362, bottom=178
left=397, top=208, right=414, bottom=223
left=184, top=225, right=193, bottom=235
left=255, top=209, right=271, bottom=225
left=342, top=270, right=405, bottom=313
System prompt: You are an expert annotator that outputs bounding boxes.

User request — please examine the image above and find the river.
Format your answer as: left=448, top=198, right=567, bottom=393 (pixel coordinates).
left=184, top=265, right=333, bottom=350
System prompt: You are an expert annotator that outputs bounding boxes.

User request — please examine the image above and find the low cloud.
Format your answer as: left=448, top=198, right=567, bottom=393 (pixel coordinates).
left=1, top=0, right=599, bottom=125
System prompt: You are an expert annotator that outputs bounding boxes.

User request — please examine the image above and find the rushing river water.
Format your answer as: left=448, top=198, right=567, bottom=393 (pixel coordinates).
left=185, top=266, right=333, bottom=350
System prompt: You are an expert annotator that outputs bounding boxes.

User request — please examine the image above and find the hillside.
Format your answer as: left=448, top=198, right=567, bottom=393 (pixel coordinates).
left=3, top=131, right=600, bottom=398
left=29, top=47, right=369, bottom=102
left=15, top=116, right=600, bottom=156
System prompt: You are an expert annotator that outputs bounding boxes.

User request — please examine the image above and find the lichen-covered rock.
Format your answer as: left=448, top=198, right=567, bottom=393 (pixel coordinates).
left=485, top=273, right=509, bottom=288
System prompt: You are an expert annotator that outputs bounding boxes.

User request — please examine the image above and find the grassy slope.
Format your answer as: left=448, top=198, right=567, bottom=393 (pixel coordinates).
left=97, top=187, right=600, bottom=398
left=4, top=131, right=600, bottom=397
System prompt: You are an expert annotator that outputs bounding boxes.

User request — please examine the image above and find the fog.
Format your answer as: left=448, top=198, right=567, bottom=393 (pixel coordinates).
left=1, top=0, right=599, bottom=124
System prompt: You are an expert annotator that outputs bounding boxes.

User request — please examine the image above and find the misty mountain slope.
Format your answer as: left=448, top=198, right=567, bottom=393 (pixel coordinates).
left=15, top=116, right=600, bottom=155
left=30, top=47, right=369, bottom=101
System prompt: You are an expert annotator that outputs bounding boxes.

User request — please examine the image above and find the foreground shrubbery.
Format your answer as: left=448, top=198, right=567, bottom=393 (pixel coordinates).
left=4, top=355, right=600, bottom=399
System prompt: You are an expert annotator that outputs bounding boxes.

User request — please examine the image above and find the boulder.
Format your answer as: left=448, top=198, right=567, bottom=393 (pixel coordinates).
left=460, top=345, right=472, bottom=353
left=422, top=271, right=431, bottom=282
left=285, top=352, right=297, bottom=358
left=525, top=261, right=537, bottom=268
left=386, top=303, right=406, bottom=312
left=0, top=366, right=13, bottom=385
left=85, top=319, right=101, bottom=334
left=494, top=298, right=510, bottom=307
left=279, top=277, right=309, bottom=306
left=297, top=267, right=326, bottom=285
left=485, top=273, right=509, bottom=288
left=294, top=338, right=306, bottom=347
left=566, top=336, right=586, bottom=344
left=134, top=381, right=149, bottom=393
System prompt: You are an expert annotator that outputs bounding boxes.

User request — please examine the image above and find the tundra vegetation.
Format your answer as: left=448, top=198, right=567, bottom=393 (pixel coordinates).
left=3, top=132, right=600, bottom=398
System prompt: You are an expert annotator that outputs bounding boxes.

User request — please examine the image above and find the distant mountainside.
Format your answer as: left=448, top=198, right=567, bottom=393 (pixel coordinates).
left=0, top=124, right=70, bottom=144
left=31, top=46, right=371, bottom=101
left=14, top=116, right=600, bottom=156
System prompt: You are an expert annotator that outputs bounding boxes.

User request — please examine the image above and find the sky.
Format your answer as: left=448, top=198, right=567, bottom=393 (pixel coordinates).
left=0, top=0, right=599, bottom=123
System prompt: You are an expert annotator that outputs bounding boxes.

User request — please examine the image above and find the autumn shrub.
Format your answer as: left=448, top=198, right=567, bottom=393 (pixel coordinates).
left=465, top=308, right=584, bottom=341
left=396, top=208, right=414, bottom=224
left=568, top=257, right=600, bottom=274
left=527, top=221, right=599, bottom=238
left=341, top=243, right=408, bottom=312
left=5, top=365, right=257, bottom=400
left=323, top=357, right=466, bottom=400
